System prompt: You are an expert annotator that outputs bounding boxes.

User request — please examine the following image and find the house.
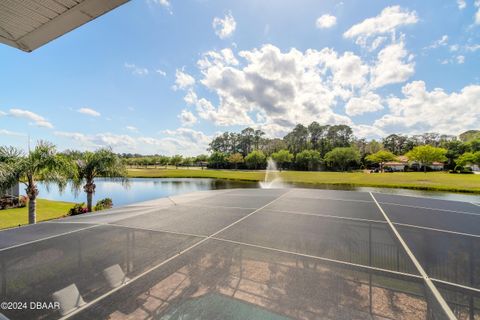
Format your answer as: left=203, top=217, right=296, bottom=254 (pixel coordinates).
left=384, top=156, right=408, bottom=172
left=1, top=184, right=19, bottom=197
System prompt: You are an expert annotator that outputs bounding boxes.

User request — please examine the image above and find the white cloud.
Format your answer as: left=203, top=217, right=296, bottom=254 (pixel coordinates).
left=344, top=6, right=418, bottom=48
left=173, top=68, right=195, bottom=90
left=370, top=40, right=415, bottom=88
left=9, top=108, right=53, bottom=128
left=450, top=44, right=459, bottom=52
left=156, top=69, right=167, bottom=76
left=124, top=63, right=149, bottom=76
left=345, top=92, right=384, bottom=116
left=178, top=109, right=197, bottom=126
left=457, top=55, right=465, bottom=64
left=126, top=126, right=138, bottom=132
left=316, top=14, right=337, bottom=29
left=54, top=128, right=211, bottom=155
left=191, top=44, right=369, bottom=135
left=213, top=12, right=236, bottom=39
left=0, top=129, right=26, bottom=137
left=374, top=81, right=480, bottom=135
left=466, top=44, right=480, bottom=52
left=148, top=0, right=172, bottom=14
left=77, top=107, right=101, bottom=117
left=457, top=0, right=466, bottom=9
left=476, top=8, right=480, bottom=24
left=425, top=35, right=448, bottom=49
left=55, top=131, right=136, bottom=150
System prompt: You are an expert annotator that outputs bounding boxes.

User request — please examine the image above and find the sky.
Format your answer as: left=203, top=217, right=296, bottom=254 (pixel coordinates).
left=0, top=0, right=479, bottom=156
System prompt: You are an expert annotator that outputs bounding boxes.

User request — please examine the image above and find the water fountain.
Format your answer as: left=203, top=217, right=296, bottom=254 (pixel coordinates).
left=260, top=158, right=286, bottom=189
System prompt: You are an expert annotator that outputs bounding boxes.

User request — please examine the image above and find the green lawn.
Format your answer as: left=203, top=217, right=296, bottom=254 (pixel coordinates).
left=0, top=199, right=74, bottom=230
left=128, top=168, right=480, bottom=194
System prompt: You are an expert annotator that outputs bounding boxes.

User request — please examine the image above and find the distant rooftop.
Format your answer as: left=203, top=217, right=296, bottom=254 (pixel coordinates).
left=0, top=0, right=128, bottom=52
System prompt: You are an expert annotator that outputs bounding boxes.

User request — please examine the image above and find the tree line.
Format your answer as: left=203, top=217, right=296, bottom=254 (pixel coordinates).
left=207, top=123, right=480, bottom=171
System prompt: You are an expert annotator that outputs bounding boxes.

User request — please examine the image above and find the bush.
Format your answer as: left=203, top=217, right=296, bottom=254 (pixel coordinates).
left=18, top=196, right=27, bottom=208
left=94, top=198, right=113, bottom=211
left=68, top=203, right=88, bottom=216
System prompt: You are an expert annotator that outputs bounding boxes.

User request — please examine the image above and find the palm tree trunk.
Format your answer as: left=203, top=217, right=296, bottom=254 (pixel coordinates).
left=84, top=180, right=96, bottom=212
left=87, top=192, right=93, bottom=212
left=26, top=182, right=39, bottom=224
left=28, top=197, right=37, bottom=224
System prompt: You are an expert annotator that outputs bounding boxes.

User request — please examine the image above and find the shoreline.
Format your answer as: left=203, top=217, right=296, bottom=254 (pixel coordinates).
left=127, top=168, right=480, bottom=195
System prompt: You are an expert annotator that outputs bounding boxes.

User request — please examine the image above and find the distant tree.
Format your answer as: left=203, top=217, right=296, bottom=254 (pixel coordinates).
left=367, top=140, right=383, bottom=154
left=182, top=157, right=194, bottom=168
left=295, top=149, right=321, bottom=171
left=244, top=150, right=266, bottom=170
left=209, top=152, right=227, bottom=169
left=456, top=152, right=480, bottom=167
left=405, top=145, right=447, bottom=173
left=459, top=130, right=480, bottom=142
left=271, top=149, right=294, bottom=171
left=170, top=155, right=183, bottom=169
left=324, top=147, right=360, bottom=171
left=383, top=134, right=408, bottom=155
left=261, top=138, right=287, bottom=156
left=284, top=124, right=309, bottom=155
left=327, top=125, right=353, bottom=149
left=195, top=154, right=209, bottom=169
left=227, top=153, right=244, bottom=169
left=0, top=142, right=74, bottom=223
left=443, top=140, right=469, bottom=169
left=365, top=150, right=397, bottom=172
left=73, top=148, right=127, bottom=212
left=159, top=155, right=170, bottom=168
left=467, top=138, right=480, bottom=152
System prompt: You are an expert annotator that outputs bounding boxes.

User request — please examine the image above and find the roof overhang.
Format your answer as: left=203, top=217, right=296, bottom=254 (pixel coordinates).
left=0, top=0, right=129, bottom=52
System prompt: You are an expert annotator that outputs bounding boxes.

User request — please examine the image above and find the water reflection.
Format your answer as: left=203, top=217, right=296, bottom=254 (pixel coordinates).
left=28, top=178, right=480, bottom=207
left=34, top=178, right=257, bottom=206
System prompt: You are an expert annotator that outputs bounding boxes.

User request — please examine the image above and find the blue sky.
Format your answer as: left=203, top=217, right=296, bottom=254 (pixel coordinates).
left=1, top=0, right=479, bottom=155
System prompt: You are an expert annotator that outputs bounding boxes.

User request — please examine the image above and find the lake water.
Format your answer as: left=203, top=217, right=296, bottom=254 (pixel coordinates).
left=17, top=178, right=480, bottom=207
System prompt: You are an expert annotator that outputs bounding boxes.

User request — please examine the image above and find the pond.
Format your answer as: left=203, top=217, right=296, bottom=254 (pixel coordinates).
left=17, top=178, right=480, bottom=207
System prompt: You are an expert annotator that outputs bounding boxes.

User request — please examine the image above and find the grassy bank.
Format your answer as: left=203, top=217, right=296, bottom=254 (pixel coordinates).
left=128, top=168, right=480, bottom=194
left=0, top=199, right=74, bottom=230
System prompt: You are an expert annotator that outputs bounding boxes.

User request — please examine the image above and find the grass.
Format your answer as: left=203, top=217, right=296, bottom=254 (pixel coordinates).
left=0, top=199, right=74, bottom=230
left=128, top=168, right=480, bottom=194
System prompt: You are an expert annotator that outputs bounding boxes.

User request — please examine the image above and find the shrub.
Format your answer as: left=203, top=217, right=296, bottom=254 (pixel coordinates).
left=68, top=203, right=88, bottom=216
left=17, top=196, right=27, bottom=208
left=94, top=198, right=113, bottom=211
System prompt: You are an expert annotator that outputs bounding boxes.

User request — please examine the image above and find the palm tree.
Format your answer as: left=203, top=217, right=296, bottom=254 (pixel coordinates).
left=73, top=148, right=127, bottom=212
left=0, top=142, right=74, bottom=224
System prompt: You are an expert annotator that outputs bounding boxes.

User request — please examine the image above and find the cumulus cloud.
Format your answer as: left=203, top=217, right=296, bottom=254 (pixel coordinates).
left=344, top=6, right=418, bottom=48
left=77, top=107, right=101, bottom=117
left=156, top=69, right=167, bottom=76
left=178, top=109, right=197, bottom=126
left=370, top=40, right=415, bottom=88
left=374, top=81, right=480, bottom=135
left=124, top=63, right=149, bottom=76
left=190, top=44, right=373, bottom=135
left=173, top=68, right=195, bottom=90
left=126, top=126, right=138, bottom=132
left=345, top=92, right=384, bottom=116
left=316, top=14, right=337, bottom=29
left=213, top=12, right=236, bottom=39
left=54, top=127, right=211, bottom=155
left=55, top=131, right=136, bottom=148
left=457, top=55, right=465, bottom=64
left=457, top=0, right=466, bottom=9
left=8, top=108, right=53, bottom=128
